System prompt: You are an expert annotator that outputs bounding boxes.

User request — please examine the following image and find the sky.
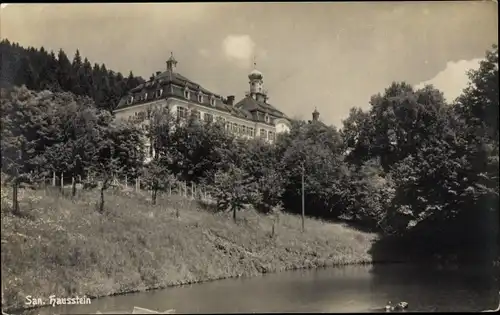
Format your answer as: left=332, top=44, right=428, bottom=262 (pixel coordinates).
left=1, top=2, right=498, bottom=127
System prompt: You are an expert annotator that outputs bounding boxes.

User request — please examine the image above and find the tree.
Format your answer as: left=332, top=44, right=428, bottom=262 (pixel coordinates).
left=106, top=121, right=145, bottom=181
left=341, top=107, right=373, bottom=165
left=243, top=139, right=285, bottom=213
left=81, top=58, right=94, bottom=97
left=278, top=120, right=348, bottom=219
left=0, top=87, right=56, bottom=215
left=41, top=94, right=108, bottom=197
left=142, top=159, right=176, bottom=205
left=212, top=165, right=261, bottom=222
left=70, top=49, right=84, bottom=95
left=146, top=105, right=176, bottom=162
left=1, top=40, right=145, bottom=107
left=86, top=131, right=123, bottom=214
left=15, top=56, right=38, bottom=90
left=167, top=118, right=234, bottom=184
left=455, top=44, right=499, bottom=144
left=56, top=49, right=72, bottom=91
left=340, top=158, right=396, bottom=233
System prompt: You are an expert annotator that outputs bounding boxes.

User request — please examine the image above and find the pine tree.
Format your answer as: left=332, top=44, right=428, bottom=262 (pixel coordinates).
left=1, top=41, right=145, bottom=105
left=81, top=58, right=94, bottom=97
left=71, top=49, right=84, bottom=95
left=15, top=56, right=38, bottom=90
left=56, top=49, right=72, bottom=91
left=38, top=50, right=60, bottom=91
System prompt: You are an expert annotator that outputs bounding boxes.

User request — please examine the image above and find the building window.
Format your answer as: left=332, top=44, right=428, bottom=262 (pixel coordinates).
left=231, top=123, right=237, bottom=133
left=137, top=111, right=146, bottom=121
left=260, top=129, right=267, bottom=139
left=204, top=113, right=214, bottom=123
left=242, top=126, right=247, bottom=135
left=210, top=96, right=216, bottom=107
left=192, top=109, right=201, bottom=120
left=268, top=131, right=275, bottom=141
left=177, top=106, right=187, bottom=119
left=156, top=89, right=163, bottom=98
left=249, top=128, right=255, bottom=137
left=265, top=114, right=270, bottom=123
left=216, top=116, right=226, bottom=124
left=198, top=93, right=204, bottom=103
left=127, top=96, right=134, bottom=105
left=184, top=89, right=190, bottom=99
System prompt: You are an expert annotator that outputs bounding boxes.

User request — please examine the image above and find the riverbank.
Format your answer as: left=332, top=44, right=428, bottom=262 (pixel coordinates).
left=1, top=186, right=377, bottom=312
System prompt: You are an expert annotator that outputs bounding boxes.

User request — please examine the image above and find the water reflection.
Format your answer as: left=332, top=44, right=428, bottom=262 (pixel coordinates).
left=23, top=264, right=498, bottom=314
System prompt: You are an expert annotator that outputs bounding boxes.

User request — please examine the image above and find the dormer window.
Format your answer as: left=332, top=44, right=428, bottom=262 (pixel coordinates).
left=184, top=88, right=190, bottom=99
left=156, top=89, right=163, bottom=98
left=210, top=96, right=216, bottom=107
left=144, top=93, right=148, bottom=101
left=198, top=93, right=204, bottom=103
left=127, top=96, right=134, bottom=105
left=264, top=114, right=270, bottom=123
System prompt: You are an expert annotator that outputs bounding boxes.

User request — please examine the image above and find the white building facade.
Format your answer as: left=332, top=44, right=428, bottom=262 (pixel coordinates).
left=114, top=53, right=291, bottom=160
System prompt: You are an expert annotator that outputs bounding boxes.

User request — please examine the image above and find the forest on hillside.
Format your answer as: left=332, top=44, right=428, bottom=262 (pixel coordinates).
left=0, top=39, right=145, bottom=111
left=1, top=41, right=499, bottom=264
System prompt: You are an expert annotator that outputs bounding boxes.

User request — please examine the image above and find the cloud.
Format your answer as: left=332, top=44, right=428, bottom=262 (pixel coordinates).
left=198, top=48, right=210, bottom=58
left=415, top=58, right=482, bottom=102
left=222, top=34, right=256, bottom=68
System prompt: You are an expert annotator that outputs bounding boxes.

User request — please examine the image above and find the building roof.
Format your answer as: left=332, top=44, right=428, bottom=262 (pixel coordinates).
left=248, top=69, right=263, bottom=80
left=115, top=69, right=229, bottom=111
left=115, top=58, right=290, bottom=126
left=234, top=96, right=289, bottom=121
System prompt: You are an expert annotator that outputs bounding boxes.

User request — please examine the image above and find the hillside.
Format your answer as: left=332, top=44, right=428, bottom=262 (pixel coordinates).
left=0, top=185, right=377, bottom=312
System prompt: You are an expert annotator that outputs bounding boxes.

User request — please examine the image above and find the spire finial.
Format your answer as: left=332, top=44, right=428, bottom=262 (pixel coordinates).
left=253, top=55, right=257, bottom=69
left=171, top=51, right=174, bottom=58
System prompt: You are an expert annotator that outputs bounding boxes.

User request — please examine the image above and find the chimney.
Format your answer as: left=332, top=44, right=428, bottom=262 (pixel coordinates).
left=312, top=108, right=320, bottom=121
left=226, top=95, right=235, bottom=106
left=156, top=71, right=161, bottom=76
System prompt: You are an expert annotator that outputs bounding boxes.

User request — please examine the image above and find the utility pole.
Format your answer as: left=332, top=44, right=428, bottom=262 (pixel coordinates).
left=301, top=163, right=305, bottom=232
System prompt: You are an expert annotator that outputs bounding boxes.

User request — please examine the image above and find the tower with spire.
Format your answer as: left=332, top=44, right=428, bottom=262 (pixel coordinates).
left=248, top=57, right=267, bottom=102
left=312, top=107, right=320, bottom=121
left=166, top=52, right=178, bottom=72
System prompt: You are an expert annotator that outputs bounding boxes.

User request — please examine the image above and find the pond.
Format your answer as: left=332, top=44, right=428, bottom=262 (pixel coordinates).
left=23, top=263, right=499, bottom=314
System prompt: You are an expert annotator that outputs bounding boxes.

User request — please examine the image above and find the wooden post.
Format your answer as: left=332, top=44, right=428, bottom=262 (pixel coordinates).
left=138, top=177, right=141, bottom=191
left=191, top=183, right=194, bottom=199
left=61, top=172, right=64, bottom=190
left=125, top=175, right=128, bottom=188
left=169, top=183, right=172, bottom=196
left=52, top=172, right=56, bottom=186
left=301, top=165, right=305, bottom=232
left=71, top=176, right=75, bottom=187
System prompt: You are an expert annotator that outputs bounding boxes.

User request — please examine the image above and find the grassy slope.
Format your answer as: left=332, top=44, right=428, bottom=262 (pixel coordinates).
left=1, top=186, right=377, bottom=312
